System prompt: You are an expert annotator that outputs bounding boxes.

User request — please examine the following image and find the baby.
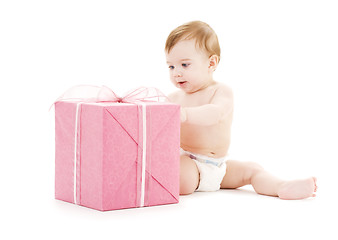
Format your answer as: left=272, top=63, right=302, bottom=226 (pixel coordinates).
left=165, top=21, right=317, bottom=200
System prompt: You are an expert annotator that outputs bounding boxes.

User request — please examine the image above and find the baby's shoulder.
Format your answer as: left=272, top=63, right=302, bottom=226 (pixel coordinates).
left=213, top=82, right=234, bottom=98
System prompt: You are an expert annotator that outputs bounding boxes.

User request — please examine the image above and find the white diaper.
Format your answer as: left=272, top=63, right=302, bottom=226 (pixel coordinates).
left=180, top=148, right=227, bottom=192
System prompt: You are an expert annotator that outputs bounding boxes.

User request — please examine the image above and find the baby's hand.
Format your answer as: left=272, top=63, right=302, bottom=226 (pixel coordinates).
left=180, top=107, right=187, bottom=122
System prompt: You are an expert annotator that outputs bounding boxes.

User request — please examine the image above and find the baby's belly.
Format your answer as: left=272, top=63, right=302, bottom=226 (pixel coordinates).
left=180, top=122, right=231, bottom=158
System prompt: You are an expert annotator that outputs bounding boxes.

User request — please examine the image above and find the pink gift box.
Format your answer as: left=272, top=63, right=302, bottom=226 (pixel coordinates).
left=55, top=101, right=180, bottom=211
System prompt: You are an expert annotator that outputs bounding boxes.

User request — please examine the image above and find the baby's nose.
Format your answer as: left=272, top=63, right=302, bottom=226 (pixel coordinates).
left=174, top=69, right=183, bottom=78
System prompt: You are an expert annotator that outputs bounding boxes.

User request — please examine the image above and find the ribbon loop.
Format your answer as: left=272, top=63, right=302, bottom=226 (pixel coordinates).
left=97, top=85, right=120, bottom=102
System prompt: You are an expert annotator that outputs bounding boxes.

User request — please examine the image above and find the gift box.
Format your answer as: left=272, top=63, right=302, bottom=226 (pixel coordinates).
left=54, top=87, right=180, bottom=211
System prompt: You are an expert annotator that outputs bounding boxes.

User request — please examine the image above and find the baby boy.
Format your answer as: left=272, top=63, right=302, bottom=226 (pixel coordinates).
left=165, top=21, right=317, bottom=199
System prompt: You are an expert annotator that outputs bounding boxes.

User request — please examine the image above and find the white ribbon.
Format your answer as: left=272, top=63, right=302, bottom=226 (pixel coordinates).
left=139, top=102, right=147, bottom=207
left=73, top=102, right=82, bottom=205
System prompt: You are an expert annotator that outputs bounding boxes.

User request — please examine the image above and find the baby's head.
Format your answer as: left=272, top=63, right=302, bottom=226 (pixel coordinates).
left=165, top=21, right=221, bottom=93
left=165, top=21, right=221, bottom=62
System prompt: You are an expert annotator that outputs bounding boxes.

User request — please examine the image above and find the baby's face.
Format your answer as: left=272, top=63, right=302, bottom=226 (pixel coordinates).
left=166, top=40, right=213, bottom=93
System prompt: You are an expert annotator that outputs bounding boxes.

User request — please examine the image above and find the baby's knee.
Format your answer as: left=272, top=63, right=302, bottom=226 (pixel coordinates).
left=180, top=179, right=197, bottom=195
left=180, top=156, right=199, bottom=195
left=242, top=161, right=264, bottom=181
left=246, top=162, right=265, bottom=180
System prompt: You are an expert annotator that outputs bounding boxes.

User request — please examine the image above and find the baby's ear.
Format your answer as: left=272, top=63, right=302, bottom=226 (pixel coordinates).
left=208, top=55, right=219, bottom=71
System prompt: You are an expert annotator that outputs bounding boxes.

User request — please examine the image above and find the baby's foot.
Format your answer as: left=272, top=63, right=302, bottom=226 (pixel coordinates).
left=277, top=177, right=317, bottom=200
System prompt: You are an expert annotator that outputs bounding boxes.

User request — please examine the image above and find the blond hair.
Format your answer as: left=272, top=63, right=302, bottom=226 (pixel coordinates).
left=165, top=21, right=221, bottom=61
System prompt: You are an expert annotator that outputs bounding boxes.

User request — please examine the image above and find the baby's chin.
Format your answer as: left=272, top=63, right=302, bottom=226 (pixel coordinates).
left=182, top=84, right=206, bottom=94
left=177, top=83, right=192, bottom=93
left=181, top=88, right=199, bottom=94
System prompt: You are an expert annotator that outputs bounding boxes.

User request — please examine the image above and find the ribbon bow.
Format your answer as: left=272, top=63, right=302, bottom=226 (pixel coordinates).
left=54, top=85, right=168, bottom=104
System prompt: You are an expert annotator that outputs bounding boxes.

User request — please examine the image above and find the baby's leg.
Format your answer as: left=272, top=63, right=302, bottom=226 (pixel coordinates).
left=221, top=160, right=317, bottom=200
left=179, top=155, right=199, bottom=195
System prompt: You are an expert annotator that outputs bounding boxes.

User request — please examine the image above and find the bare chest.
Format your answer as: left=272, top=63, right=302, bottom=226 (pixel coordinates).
left=177, top=90, right=216, bottom=107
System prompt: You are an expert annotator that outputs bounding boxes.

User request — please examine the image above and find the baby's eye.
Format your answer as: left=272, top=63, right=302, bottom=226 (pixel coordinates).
left=168, top=65, right=174, bottom=70
left=182, top=63, right=190, bottom=68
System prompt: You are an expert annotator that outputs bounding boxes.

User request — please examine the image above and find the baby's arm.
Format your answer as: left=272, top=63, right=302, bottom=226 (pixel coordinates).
left=182, top=85, right=233, bottom=126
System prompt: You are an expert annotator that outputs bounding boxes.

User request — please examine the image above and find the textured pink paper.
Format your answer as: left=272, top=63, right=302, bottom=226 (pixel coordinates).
left=55, top=101, right=180, bottom=211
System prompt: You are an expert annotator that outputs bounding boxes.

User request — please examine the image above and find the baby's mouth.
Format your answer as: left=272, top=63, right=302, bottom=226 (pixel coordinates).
left=178, top=81, right=187, bottom=86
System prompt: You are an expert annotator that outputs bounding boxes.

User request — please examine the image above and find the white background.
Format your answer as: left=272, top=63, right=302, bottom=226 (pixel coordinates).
left=1, top=0, right=337, bottom=239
